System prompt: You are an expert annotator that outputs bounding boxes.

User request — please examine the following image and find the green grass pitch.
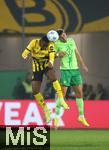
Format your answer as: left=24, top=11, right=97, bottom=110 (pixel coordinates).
left=50, top=130, right=109, bottom=150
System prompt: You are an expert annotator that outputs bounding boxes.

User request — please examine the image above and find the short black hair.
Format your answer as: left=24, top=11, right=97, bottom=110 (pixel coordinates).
left=41, top=35, right=49, bottom=43
left=56, top=29, right=64, bottom=36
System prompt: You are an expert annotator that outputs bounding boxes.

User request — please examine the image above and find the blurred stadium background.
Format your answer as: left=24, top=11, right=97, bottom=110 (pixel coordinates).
left=0, top=0, right=109, bottom=149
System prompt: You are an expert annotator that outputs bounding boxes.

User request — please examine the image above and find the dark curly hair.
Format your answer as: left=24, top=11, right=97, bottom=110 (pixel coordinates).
left=56, top=29, right=64, bottom=36
left=41, top=35, right=49, bottom=43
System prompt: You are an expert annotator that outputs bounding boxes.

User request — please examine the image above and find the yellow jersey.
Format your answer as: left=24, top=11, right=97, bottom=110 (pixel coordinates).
left=22, top=39, right=55, bottom=71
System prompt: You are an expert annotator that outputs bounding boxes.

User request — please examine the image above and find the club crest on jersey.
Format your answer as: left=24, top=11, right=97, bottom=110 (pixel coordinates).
left=50, top=46, right=54, bottom=50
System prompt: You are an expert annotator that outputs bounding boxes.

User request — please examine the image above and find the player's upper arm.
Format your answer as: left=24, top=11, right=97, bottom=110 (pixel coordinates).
left=26, top=39, right=36, bottom=52
left=69, top=38, right=77, bottom=50
left=48, top=42, right=55, bottom=63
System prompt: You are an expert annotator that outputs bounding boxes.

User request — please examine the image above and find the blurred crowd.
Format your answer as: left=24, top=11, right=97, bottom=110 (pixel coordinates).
left=83, top=83, right=109, bottom=100
left=65, top=83, right=109, bottom=100
left=64, top=83, right=109, bottom=100
left=12, top=73, right=109, bottom=100
left=13, top=72, right=33, bottom=99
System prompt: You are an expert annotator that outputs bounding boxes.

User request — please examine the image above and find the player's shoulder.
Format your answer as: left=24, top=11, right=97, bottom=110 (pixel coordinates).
left=29, top=38, right=40, bottom=47
left=49, top=41, right=55, bottom=46
left=68, top=37, right=76, bottom=44
left=30, top=38, right=39, bottom=43
left=55, top=39, right=61, bottom=45
left=67, top=37, right=75, bottom=42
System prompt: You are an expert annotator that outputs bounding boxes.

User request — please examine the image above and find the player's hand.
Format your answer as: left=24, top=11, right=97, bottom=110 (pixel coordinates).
left=59, top=51, right=66, bottom=57
left=22, top=55, right=28, bottom=60
left=48, top=61, right=53, bottom=68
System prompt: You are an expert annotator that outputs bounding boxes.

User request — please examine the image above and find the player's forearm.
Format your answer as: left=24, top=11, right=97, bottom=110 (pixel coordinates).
left=22, top=49, right=30, bottom=59
left=75, top=48, right=86, bottom=66
left=77, top=54, right=86, bottom=67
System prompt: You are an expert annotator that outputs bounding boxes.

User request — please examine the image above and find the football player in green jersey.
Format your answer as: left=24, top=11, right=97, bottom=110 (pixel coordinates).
left=55, top=29, right=89, bottom=128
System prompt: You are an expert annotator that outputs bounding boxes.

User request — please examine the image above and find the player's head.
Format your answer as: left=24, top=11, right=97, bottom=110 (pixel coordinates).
left=57, top=29, right=67, bottom=42
left=40, top=35, right=49, bottom=48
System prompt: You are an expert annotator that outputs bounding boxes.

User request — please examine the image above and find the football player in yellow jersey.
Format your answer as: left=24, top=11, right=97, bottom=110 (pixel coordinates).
left=22, top=35, right=69, bottom=124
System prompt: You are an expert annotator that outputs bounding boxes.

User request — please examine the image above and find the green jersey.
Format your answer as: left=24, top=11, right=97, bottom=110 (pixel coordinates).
left=55, top=38, right=78, bottom=70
